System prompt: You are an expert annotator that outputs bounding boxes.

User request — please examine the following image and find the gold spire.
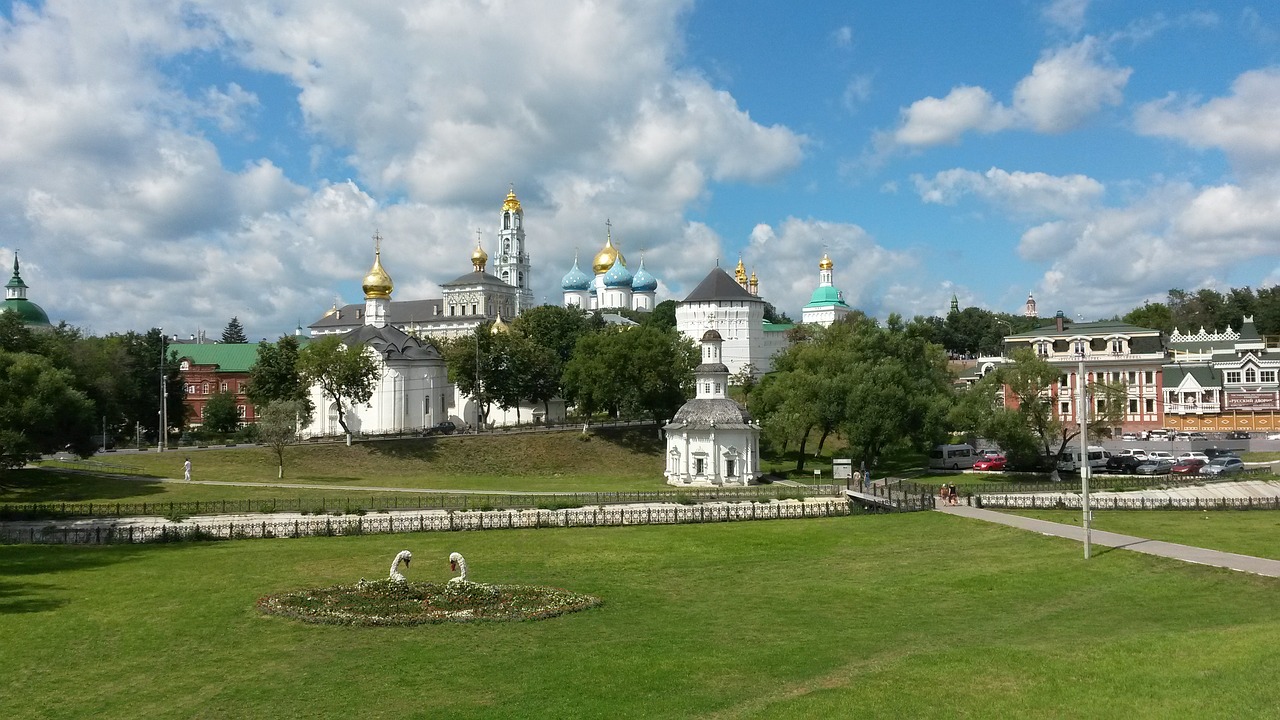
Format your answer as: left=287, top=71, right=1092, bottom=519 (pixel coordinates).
left=818, top=252, right=833, bottom=271
left=362, top=231, right=394, bottom=300
left=491, top=313, right=509, bottom=334
left=502, top=184, right=522, bottom=213
left=472, top=230, right=489, bottom=272
left=592, top=219, right=625, bottom=274
left=749, top=269, right=758, bottom=287
left=734, top=255, right=747, bottom=285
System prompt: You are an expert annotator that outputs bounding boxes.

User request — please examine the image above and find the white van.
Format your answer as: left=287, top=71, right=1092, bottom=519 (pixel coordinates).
left=1057, top=446, right=1110, bottom=472
left=929, top=444, right=978, bottom=470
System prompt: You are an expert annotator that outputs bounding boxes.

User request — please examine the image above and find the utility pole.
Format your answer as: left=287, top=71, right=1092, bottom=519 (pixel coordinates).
left=159, top=329, right=167, bottom=452
left=1078, top=354, right=1092, bottom=559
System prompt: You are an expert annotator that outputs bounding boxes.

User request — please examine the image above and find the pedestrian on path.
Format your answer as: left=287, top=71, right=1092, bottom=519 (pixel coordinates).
left=183, top=458, right=191, bottom=482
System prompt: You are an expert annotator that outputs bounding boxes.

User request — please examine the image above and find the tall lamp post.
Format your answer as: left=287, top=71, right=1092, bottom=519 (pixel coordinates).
left=1078, top=353, right=1092, bottom=559
left=158, top=328, right=166, bottom=452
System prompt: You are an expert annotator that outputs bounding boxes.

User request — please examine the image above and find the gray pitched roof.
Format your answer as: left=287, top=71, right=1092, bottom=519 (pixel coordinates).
left=1161, top=364, right=1221, bottom=388
left=667, top=398, right=754, bottom=428
left=681, top=267, right=761, bottom=303
left=309, top=300, right=446, bottom=330
left=341, top=324, right=442, bottom=362
left=441, top=270, right=512, bottom=288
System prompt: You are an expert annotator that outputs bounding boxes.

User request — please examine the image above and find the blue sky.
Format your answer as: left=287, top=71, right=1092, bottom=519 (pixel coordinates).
left=3, top=0, right=1279, bottom=338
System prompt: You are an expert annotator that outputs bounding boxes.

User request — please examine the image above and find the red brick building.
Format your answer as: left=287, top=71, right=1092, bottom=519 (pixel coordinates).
left=175, top=343, right=261, bottom=427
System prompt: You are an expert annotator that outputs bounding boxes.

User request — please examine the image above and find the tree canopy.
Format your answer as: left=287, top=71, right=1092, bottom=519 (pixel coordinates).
left=246, top=336, right=313, bottom=426
left=296, top=335, right=381, bottom=442
left=201, top=390, right=241, bottom=435
left=0, top=351, right=96, bottom=470
left=221, top=316, right=248, bottom=343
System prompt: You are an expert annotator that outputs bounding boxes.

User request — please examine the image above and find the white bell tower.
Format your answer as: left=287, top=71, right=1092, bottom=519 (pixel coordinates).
left=494, top=185, right=533, bottom=315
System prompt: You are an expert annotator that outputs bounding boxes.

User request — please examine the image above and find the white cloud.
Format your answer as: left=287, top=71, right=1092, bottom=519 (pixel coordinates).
left=1135, top=68, right=1280, bottom=174
left=743, top=218, right=915, bottom=320
left=913, top=167, right=1105, bottom=219
left=832, top=26, right=853, bottom=49
left=1012, top=37, right=1130, bottom=133
left=886, top=37, right=1129, bottom=149
left=1043, top=0, right=1090, bottom=35
left=841, top=74, right=873, bottom=114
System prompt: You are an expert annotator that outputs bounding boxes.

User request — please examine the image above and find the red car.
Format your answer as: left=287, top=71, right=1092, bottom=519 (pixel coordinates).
left=1170, top=458, right=1207, bottom=475
left=973, top=455, right=1006, bottom=471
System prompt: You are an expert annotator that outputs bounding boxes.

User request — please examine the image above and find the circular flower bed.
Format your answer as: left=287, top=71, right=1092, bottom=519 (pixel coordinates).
left=257, top=580, right=602, bottom=626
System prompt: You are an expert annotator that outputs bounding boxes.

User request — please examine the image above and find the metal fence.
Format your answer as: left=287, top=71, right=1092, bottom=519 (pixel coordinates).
left=0, top=484, right=842, bottom=521
left=933, top=467, right=1273, bottom=499
left=0, top=498, right=852, bottom=545
left=846, top=479, right=937, bottom=512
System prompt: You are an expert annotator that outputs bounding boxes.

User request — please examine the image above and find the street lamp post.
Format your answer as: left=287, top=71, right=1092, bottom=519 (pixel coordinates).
left=1078, top=354, right=1092, bottom=559
left=158, top=328, right=166, bottom=452
left=474, top=327, right=481, bottom=434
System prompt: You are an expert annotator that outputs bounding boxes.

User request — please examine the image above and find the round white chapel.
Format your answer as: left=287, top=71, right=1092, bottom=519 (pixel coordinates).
left=663, top=329, right=761, bottom=486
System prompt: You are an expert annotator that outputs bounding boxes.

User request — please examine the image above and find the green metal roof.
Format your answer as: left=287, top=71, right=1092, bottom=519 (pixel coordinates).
left=1004, top=319, right=1160, bottom=340
left=803, top=285, right=850, bottom=308
left=175, top=343, right=262, bottom=372
left=2, top=299, right=51, bottom=327
left=763, top=322, right=795, bottom=332
left=1161, top=364, right=1221, bottom=388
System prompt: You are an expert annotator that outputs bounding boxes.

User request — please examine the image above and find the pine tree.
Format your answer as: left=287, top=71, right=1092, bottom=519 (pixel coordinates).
left=221, top=317, right=248, bottom=344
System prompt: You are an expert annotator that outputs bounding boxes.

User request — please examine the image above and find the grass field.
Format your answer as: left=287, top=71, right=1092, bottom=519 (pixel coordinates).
left=2, top=513, right=1278, bottom=718
left=1010, top=509, right=1280, bottom=561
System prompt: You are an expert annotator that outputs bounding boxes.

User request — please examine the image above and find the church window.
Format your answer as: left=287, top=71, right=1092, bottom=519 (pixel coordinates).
left=471, top=304, right=477, bottom=315
left=502, top=270, right=510, bottom=282
left=504, top=213, right=510, bottom=230
left=694, top=458, right=706, bottom=475
left=449, top=305, right=456, bottom=316
left=726, top=459, right=736, bottom=477
left=504, top=240, right=510, bottom=252
left=714, top=382, right=721, bottom=394
left=518, top=272, right=524, bottom=288
left=514, top=215, right=520, bottom=228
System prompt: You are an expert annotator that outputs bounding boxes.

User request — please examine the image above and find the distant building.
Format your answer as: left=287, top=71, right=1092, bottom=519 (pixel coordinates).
left=999, top=311, right=1167, bottom=436
left=1162, top=316, right=1279, bottom=434
left=176, top=344, right=261, bottom=426
left=675, top=266, right=789, bottom=377
left=3, top=253, right=52, bottom=330
left=560, top=222, right=660, bottom=311
left=800, top=252, right=851, bottom=327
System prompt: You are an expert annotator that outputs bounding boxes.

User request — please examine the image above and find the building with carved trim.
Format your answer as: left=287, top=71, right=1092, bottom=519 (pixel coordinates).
left=1162, top=316, right=1280, bottom=433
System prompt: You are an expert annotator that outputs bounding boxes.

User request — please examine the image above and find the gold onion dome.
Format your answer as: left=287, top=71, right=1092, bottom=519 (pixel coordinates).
left=592, top=226, right=625, bottom=275
left=819, top=252, right=834, bottom=270
left=502, top=186, right=522, bottom=213
left=362, top=239, right=393, bottom=299
left=750, top=269, right=758, bottom=286
left=491, top=313, right=510, bottom=334
left=734, top=256, right=747, bottom=284
left=472, top=237, right=489, bottom=272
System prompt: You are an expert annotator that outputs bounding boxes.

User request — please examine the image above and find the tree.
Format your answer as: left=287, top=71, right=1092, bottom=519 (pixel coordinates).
left=221, top=316, right=248, bottom=344
left=246, top=336, right=313, bottom=426
left=0, top=351, right=96, bottom=471
left=202, top=391, right=241, bottom=436
left=442, top=326, right=500, bottom=428
left=297, top=335, right=381, bottom=444
left=258, top=400, right=304, bottom=478
left=763, top=301, right=793, bottom=324
left=646, top=299, right=678, bottom=330
left=1123, top=302, right=1173, bottom=334
left=970, top=350, right=1128, bottom=475
left=562, top=326, right=696, bottom=424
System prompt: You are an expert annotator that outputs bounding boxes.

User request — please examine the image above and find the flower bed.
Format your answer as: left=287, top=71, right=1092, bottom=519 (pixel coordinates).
left=257, top=579, right=602, bottom=626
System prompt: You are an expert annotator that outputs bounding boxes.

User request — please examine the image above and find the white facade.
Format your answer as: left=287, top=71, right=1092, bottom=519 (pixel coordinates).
left=676, top=267, right=784, bottom=377
left=664, top=330, right=761, bottom=486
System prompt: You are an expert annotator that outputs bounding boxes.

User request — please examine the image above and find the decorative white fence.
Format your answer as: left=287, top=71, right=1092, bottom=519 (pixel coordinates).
left=0, top=499, right=851, bottom=545
left=974, top=494, right=1280, bottom=511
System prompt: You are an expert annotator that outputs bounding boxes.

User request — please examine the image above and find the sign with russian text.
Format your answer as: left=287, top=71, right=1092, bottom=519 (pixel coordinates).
left=1224, top=391, right=1280, bottom=410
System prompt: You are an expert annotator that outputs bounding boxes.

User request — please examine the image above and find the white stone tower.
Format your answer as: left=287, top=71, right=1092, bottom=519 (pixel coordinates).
left=494, top=186, right=532, bottom=315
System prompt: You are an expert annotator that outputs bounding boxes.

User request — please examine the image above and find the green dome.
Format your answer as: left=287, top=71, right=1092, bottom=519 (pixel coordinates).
left=804, top=285, right=849, bottom=308
left=3, top=297, right=51, bottom=326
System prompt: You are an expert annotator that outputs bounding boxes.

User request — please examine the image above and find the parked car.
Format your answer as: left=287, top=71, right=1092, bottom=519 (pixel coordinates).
left=1176, top=451, right=1209, bottom=463
left=1134, top=459, right=1174, bottom=475
left=1147, top=430, right=1170, bottom=441
left=1105, top=455, right=1144, bottom=474
left=979, top=449, right=1004, bottom=459
left=1203, top=448, right=1238, bottom=460
left=1120, top=432, right=1139, bottom=441
left=973, top=455, right=1007, bottom=471
left=1188, top=432, right=1208, bottom=441
left=1226, top=431, right=1251, bottom=440
left=1173, top=431, right=1192, bottom=441
left=1267, top=433, right=1280, bottom=441
left=432, top=421, right=458, bottom=435
left=1201, top=457, right=1246, bottom=476
left=1145, top=450, right=1174, bottom=461
left=1170, top=458, right=1207, bottom=475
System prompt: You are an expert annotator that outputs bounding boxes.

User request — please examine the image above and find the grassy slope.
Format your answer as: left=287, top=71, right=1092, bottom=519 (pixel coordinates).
left=1009, top=509, right=1280, bottom=560
left=2, top=514, right=1278, bottom=719
left=15, top=428, right=668, bottom=500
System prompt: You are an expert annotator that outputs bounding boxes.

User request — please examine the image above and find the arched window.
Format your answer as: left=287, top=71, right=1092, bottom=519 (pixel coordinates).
left=518, top=272, right=524, bottom=288
left=327, top=403, right=341, bottom=435
left=503, top=212, right=510, bottom=230
left=1245, top=367, right=1257, bottom=383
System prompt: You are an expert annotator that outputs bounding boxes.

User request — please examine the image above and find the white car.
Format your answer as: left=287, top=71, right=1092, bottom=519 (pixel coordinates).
left=1146, top=450, right=1174, bottom=461
left=1120, top=432, right=1139, bottom=441
left=1176, top=452, right=1209, bottom=462
left=1268, top=433, right=1280, bottom=441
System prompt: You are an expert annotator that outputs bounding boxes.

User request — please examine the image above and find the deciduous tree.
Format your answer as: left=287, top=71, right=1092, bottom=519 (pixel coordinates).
left=258, top=399, right=304, bottom=478
left=297, top=335, right=381, bottom=444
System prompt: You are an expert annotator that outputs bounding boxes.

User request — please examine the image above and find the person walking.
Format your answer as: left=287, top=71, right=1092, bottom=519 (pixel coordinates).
left=183, top=457, right=191, bottom=482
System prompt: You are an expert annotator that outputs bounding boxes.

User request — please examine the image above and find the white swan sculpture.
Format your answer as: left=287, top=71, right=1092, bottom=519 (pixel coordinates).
left=448, top=552, right=468, bottom=584
left=389, top=550, right=412, bottom=582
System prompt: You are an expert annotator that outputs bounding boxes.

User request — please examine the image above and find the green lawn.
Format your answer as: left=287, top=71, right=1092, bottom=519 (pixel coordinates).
left=1010, top=509, right=1280, bottom=561
left=2, top=514, right=1278, bottom=718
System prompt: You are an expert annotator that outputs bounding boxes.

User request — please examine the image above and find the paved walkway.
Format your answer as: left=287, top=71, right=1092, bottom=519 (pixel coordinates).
left=936, top=504, right=1280, bottom=578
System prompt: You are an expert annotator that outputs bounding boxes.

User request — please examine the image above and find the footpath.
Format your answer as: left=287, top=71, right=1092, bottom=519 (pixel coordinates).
left=935, top=504, right=1280, bottom=578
